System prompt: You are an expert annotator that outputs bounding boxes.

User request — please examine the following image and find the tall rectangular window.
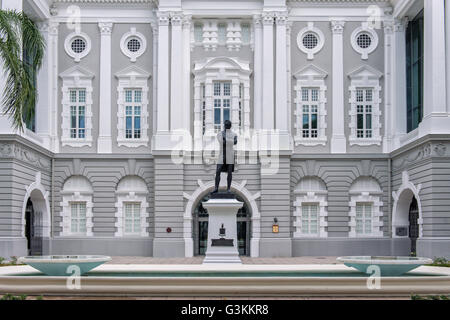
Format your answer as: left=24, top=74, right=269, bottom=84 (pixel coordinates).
left=70, top=202, right=87, bottom=234
left=124, top=89, right=142, bottom=139
left=356, top=203, right=372, bottom=235
left=301, top=88, right=319, bottom=138
left=406, top=10, right=424, bottom=133
left=124, top=202, right=141, bottom=235
left=69, top=89, right=86, bottom=139
left=301, top=204, right=319, bottom=235
left=356, top=88, right=373, bottom=138
left=213, top=81, right=231, bottom=132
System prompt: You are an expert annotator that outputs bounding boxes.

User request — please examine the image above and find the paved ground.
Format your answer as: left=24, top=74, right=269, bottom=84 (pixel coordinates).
left=106, top=256, right=342, bottom=265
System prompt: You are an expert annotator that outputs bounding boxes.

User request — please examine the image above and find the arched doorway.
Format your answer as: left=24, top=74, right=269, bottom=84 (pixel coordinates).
left=193, top=193, right=251, bottom=256
left=24, top=198, right=43, bottom=255
left=409, top=197, right=419, bottom=254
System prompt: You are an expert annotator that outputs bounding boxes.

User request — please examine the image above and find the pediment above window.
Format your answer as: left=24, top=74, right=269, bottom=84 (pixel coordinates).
left=193, top=57, right=251, bottom=76
left=293, top=64, right=328, bottom=81
left=348, top=65, right=383, bottom=81
left=59, top=65, right=94, bottom=81
left=115, top=65, right=151, bottom=80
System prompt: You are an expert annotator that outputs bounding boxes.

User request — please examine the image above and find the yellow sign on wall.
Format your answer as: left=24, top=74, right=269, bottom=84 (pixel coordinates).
left=272, top=224, right=279, bottom=233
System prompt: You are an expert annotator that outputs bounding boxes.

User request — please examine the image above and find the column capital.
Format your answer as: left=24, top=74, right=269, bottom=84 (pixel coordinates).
left=150, top=22, right=158, bottom=36
left=275, top=11, right=288, bottom=25
left=330, top=19, right=345, bottom=34
left=394, top=17, right=409, bottom=32
left=48, top=21, right=59, bottom=36
left=37, top=21, right=50, bottom=33
left=383, top=19, right=395, bottom=35
left=182, top=14, right=192, bottom=28
left=262, top=12, right=274, bottom=25
left=253, top=14, right=262, bottom=28
left=170, top=12, right=183, bottom=26
left=98, top=21, right=113, bottom=35
left=157, top=12, right=170, bottom=26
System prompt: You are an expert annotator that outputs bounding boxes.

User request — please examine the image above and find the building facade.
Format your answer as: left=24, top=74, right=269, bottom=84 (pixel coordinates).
left=0, top=0, right=449, bottom=259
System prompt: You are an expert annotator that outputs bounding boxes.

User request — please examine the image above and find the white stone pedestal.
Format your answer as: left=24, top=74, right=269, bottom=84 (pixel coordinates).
left=202, top=197, right=243, bottom=264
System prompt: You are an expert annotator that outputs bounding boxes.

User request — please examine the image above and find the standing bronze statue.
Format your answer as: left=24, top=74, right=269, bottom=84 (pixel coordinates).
left=212, top=120, right=237, bottom=194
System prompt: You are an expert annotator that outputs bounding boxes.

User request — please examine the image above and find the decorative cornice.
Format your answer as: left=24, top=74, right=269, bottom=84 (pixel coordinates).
left=52, top=0, right=156, bottom=3
left=0, top=143, right=51, bottom=171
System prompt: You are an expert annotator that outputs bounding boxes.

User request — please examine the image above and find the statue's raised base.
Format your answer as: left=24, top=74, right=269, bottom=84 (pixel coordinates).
left=202, top=192, right=243, bottom=264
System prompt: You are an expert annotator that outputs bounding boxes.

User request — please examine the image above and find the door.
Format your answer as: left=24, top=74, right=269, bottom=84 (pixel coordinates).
left=194, top=194, right=251, bottom=256
left=25, top=199, right=43, bottom=256
left=408, top=197, right=419, bottom=255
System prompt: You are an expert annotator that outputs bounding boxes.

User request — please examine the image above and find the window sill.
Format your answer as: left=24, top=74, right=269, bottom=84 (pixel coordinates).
left=117, top=139, right=149, bottom=148
left=349, top=138, right=381, bottom=146
left=61, top=138, right=92, bottom=148
left=294, top=136, right=327, bottom=146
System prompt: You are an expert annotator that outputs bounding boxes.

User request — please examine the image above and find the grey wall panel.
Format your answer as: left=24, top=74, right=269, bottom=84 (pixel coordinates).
left=58, top=23, right=101, bottom=153
left=291, top=158, right=389, bottom=238
left=290, top=21, right=332, bottom=153
left=111, top=23, right=153, bottom=153
left=343, top=21, right=385, bottom=154
left=53, top=157, right=154, bottom=237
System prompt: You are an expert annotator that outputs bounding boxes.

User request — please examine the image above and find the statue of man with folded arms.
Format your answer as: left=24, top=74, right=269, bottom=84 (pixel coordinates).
left=212, top=120, right=237, bottom=194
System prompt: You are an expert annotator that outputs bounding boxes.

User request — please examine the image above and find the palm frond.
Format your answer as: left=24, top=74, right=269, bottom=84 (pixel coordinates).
left=0, top=9, right=45, bottom=131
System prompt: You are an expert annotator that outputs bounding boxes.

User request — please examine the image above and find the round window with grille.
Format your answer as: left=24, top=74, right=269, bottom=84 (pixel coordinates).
left=127, top=38, right=141, bottom=53
left=302, top=33, right=318, bottom=50
left=356, top=33, right=372, bottom=49
left=71, top=38, right=86, bottom=54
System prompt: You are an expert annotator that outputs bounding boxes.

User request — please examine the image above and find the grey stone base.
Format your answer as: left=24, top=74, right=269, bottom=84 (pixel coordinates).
left=292, top=238, right=411, bottom=257
left=258, top=238, right=292, bottom=257
left=417, top=238, right=450, bottom=259
left=50, top=238, right=153, bottom=256
left=0, top=237, right=27, bottom=258
left=152, top=238, right=185, bottom=257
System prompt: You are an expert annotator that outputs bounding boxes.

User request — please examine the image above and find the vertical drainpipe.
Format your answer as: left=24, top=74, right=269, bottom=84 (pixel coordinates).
left=50, top=157, right=54, bottom=255
left=388, top=157, right=392, bottom=238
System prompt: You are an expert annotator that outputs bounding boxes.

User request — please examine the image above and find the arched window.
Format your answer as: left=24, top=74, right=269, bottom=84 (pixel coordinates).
left=293, top=177, right=328, bottom=238
left=114, top=176, right=149, bottom=237
left=60, top=176, right=94, bottom=236
left=348, top=177, right=383, bottom=237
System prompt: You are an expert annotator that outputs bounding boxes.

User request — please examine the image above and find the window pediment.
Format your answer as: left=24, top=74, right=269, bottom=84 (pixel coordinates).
left=293, top=64, right=328, bottom=81
left=59, top=65, right=94, bottom=82
left=348, top=65, right=383, bottom=81
left=193, top=57, right=251, bottom=76
left=115, top=65, right=151, bottom=80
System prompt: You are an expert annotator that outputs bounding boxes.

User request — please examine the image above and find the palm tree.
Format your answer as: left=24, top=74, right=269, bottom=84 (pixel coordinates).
left=0, top=9, right=45, bottom=131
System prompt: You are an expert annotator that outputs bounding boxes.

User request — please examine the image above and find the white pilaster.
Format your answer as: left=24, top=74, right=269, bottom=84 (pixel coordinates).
left=446, top=0, right=450, bottom=113
left=286, top=21, right=293, bottom=138
left=151, top=23, right=158, bottom=135
left=97, top=22, right=113, bottom=153
left=393, top=18, right=408, bottom=149
left=275, top=12, right=288, bottom=133
left=36, top=22, right=51, bottom=148
left=421, top=0, right=448, bottom=134
left=182, top=15, right=192, bottom=137
left=170, top=12, right=183, bottom=132
left=253, top=15, right=263, bottom=131
left=383, top=17, right=394, bottom=153
left=262, top=12, right=274, bottom=130
left=330, top=19, right=346, bottom=153
left=153, top=12, right=171, bottom=150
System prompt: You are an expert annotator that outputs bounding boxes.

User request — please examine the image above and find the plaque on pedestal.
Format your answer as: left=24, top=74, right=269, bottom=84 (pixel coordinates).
left=202, top=195, right=243, bottom=264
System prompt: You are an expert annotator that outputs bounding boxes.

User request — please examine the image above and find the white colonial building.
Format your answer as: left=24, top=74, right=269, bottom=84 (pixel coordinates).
left=0, top=0, right=449, bottom=259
